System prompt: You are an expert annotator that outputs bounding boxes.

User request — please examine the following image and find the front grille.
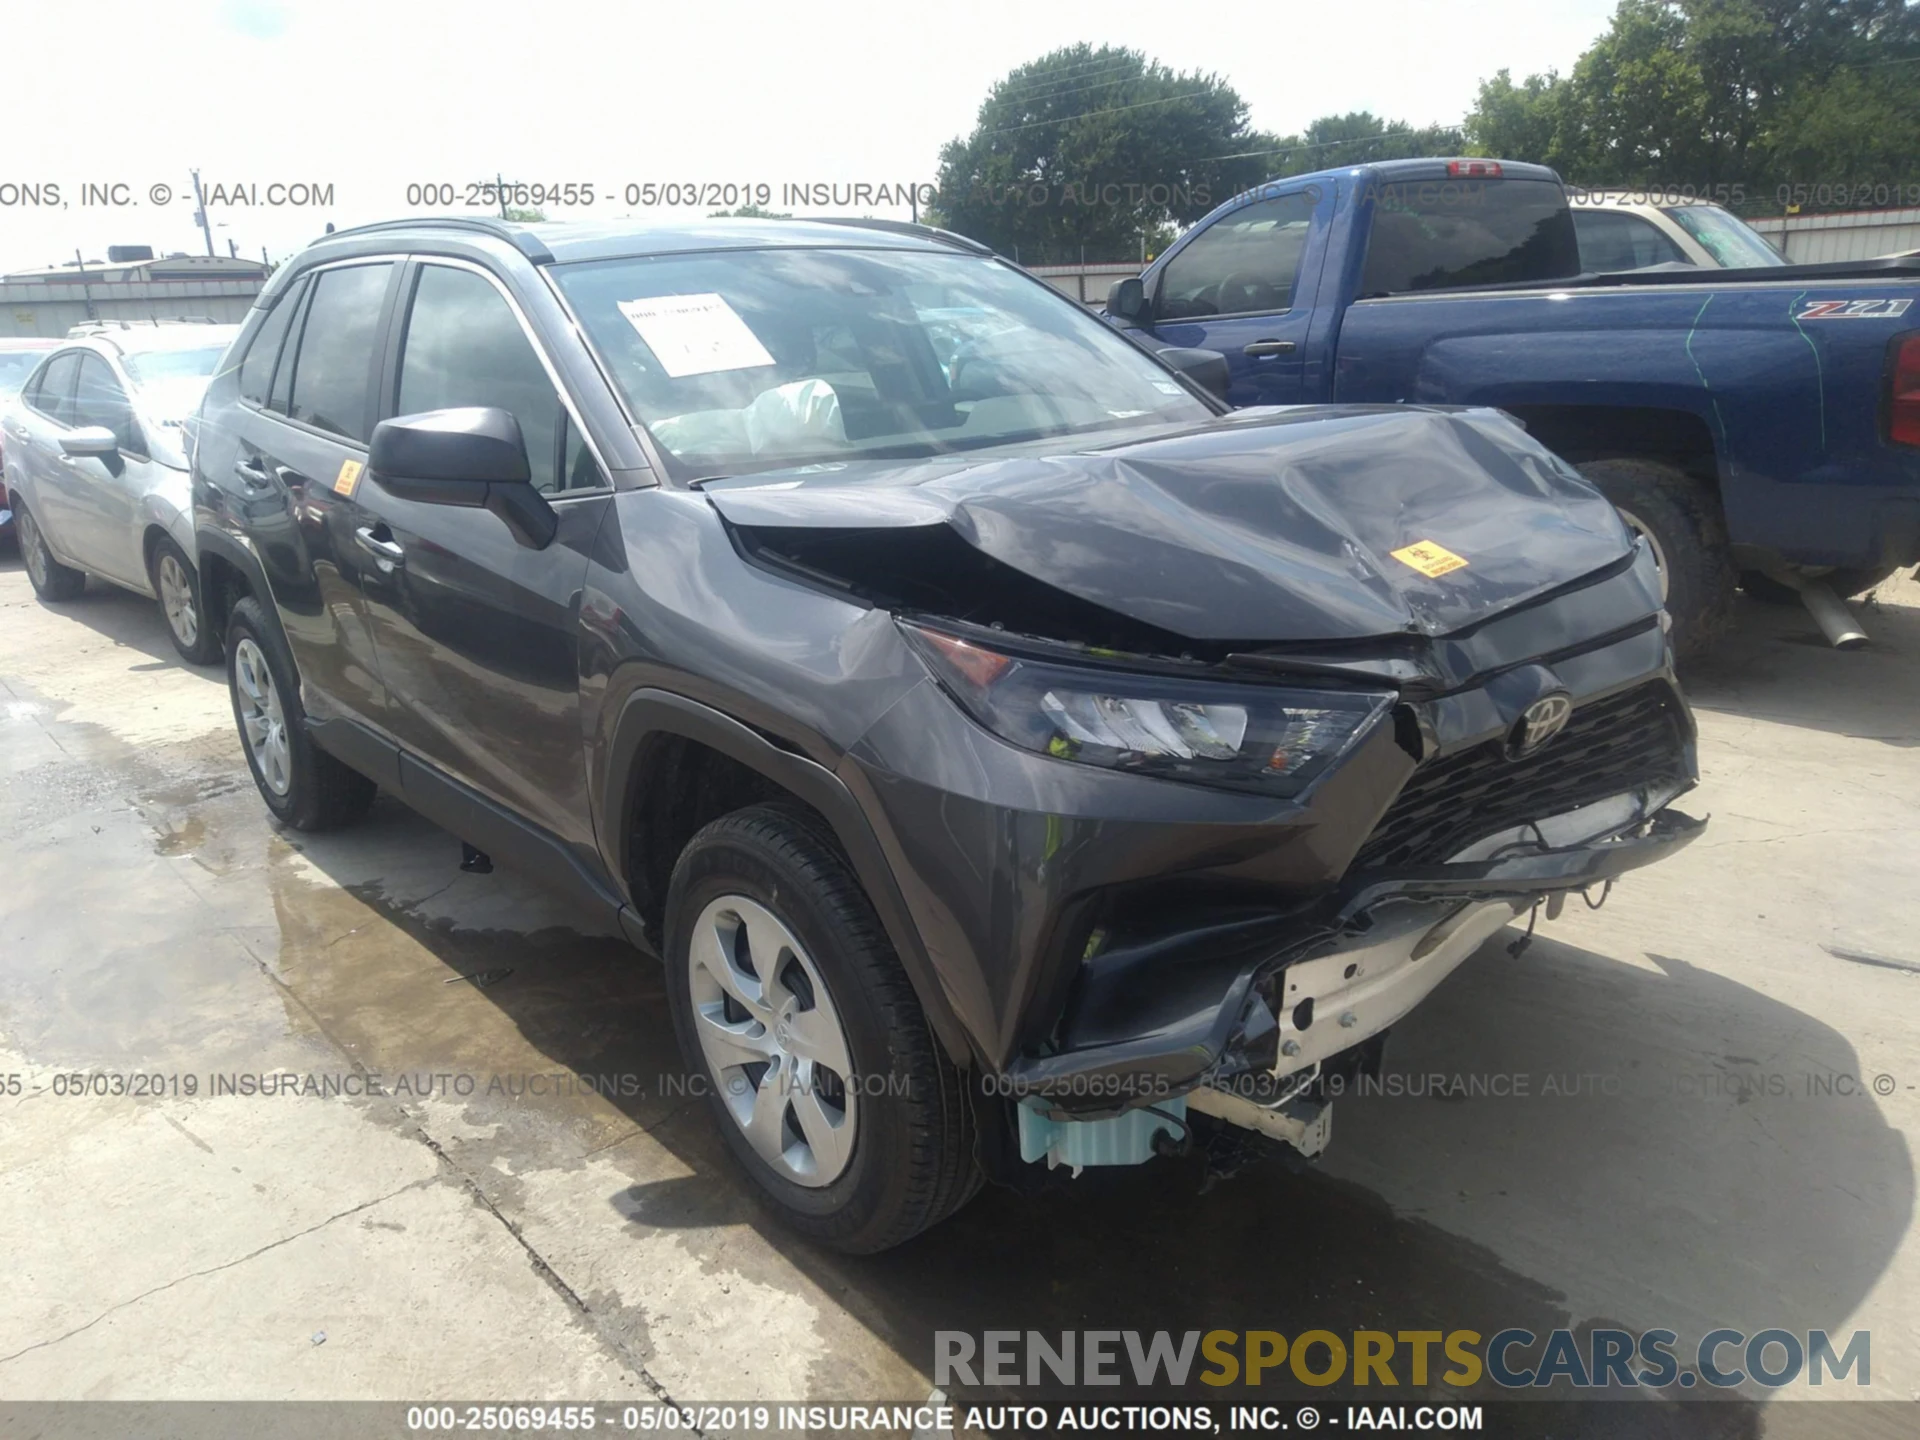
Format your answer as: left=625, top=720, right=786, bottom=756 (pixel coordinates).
left=1352, top=682, right=1689, bottom=871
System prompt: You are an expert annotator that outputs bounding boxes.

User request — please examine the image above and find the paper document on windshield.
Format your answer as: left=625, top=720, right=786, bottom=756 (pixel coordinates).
left=618, top=294, right=777, bottom=378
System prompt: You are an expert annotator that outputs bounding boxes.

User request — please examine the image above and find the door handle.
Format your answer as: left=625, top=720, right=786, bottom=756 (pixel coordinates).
left=355, top=525, right=406, bottom=567
left=1243, top=340, right=1297, bottom=357
left=233, top=457, right=272, bottom=488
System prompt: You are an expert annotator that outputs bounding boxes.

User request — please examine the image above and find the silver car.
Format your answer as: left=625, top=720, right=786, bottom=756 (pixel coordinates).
left=1, top=323, right=238, bottom=662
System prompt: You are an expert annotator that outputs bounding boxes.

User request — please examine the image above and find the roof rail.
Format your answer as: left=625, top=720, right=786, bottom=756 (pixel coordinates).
left=309, top=216, right=555, bottom=264
left=779, top=216, right=993, bottom=255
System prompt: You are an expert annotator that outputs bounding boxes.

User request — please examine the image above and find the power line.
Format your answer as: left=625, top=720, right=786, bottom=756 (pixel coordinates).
left=970, top=88, right=1221, bottom=143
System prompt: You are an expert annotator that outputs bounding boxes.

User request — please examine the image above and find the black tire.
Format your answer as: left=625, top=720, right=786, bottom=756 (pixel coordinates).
left=1576, top=457, right=1735, bottom=663
left=664, top=804, right=979, bottom=1253
left=1741, top=564, right=1899, bottom=606
left=225, top=595, right=376, bottom=831
left=15, top=500, right=86, bottom=601
left=148, top=534, right=221, bottom=665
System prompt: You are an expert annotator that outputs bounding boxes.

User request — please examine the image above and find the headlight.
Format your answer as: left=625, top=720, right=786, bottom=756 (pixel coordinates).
left=902, top=623, right=1392, bottom=797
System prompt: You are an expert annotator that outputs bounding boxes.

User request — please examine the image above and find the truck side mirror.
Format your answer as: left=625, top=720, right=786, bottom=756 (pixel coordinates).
left=1107, top=277, right=1147, bottom=325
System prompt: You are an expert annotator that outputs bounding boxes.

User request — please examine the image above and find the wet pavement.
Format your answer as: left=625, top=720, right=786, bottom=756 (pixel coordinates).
left=2, top=548, right=1917, bottom=1435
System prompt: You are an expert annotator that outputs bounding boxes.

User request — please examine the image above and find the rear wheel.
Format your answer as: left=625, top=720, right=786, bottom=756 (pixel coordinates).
left=664, top=805, right=980, bottom=1253
left=149, top=535, right=220, bottom=665
left=16, top=502, right=86, bottom=601
left=225, top=596, right=376, bottom=830
left=1575, top=457, right=1734, bottom=663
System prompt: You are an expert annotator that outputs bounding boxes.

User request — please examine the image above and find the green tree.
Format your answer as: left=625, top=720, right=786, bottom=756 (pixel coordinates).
left=1262, top=112, right=1466, bottom=178
left=930, top=45, right=1280, bottom=262
left=1463, top=0, right=1920, bottom=205
left=710, top=204, right=793, bottom=218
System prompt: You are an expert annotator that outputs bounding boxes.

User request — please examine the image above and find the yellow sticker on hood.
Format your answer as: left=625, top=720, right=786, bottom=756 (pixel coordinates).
left=1391, top=540, right=1468, bottom=577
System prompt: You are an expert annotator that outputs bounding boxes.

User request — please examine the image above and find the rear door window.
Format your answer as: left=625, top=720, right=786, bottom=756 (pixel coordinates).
left=284, top=263, right=395, bottom=442
left=30, top=352, right=81, bottom=426
left=1159, top=191, right=1318, bottom=319
left=1573, top=210, right=1689, bottom=272
left=1360, top=178, right=1582, bottom=295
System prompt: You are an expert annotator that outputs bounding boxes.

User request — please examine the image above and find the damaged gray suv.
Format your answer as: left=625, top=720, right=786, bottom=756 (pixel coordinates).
left=192, top=215, right=1704, bottom=1252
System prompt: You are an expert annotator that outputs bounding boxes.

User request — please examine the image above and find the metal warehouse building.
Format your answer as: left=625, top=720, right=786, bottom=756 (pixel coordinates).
left=0, top=253, right=267, bottom=338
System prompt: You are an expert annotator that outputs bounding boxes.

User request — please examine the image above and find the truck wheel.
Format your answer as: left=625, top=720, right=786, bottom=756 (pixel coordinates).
left=149, top=535, right=220, bottom=666
left=664, top=804, right=980, bottom=1253
left=1576, top=458, right=1734, bottom=662
left=225, top=596, right=376, bottom=830
left=16, top=502, right=86, bottom=601
left=1741, top=564, right=1899, bottom=606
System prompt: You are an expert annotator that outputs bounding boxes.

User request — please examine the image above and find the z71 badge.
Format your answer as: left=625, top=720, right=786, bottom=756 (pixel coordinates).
left=1795, top=298, right=1913, bottom=320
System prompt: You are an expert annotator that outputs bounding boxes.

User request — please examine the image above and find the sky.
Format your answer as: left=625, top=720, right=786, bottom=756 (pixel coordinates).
left=0, top=0, right=1618, bottom=275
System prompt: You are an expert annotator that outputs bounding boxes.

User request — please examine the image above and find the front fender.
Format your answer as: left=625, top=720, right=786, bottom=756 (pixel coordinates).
left=602, top=687, right=974, bottom=1064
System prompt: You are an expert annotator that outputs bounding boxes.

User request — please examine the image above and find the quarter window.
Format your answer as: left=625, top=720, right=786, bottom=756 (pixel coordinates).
left=285, top=263, right=394, bottom=443
left=396, top=265, right=578, bottom=493
left=239, top=276, right=308, bottom=406
left=1159, top=191, right=1319, bottom=320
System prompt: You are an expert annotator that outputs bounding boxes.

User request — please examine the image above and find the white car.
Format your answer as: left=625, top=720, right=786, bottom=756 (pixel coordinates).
left=1, top=322, right=238, bottom=662
left=1570, top=192, right=1787, bottom=272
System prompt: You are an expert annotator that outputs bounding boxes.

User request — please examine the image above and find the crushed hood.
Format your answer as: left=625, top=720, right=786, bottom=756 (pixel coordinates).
left=702, top=406, right=1636, bottom=644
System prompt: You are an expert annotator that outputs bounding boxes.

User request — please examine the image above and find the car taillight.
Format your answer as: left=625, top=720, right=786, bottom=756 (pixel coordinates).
left=1889, top=332, right=1920, bottom=448
left=1446, top=160, right=1503, bottom=178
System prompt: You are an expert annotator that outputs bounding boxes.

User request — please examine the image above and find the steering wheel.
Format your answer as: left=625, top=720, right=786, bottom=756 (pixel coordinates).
left=1215, top=271, right=1278, bottom=314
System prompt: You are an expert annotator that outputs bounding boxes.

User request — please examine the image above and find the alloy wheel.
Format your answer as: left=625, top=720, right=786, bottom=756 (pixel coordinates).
left=233, top=638, right=291, bottom=796
left=158, top=553, right=198, bottom=647
left=19, top=510, right=47, bottom=590
left=686, top=894, right=857, bottom=1187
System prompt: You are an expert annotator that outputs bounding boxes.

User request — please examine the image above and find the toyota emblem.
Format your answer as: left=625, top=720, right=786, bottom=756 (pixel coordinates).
left=1509, top=693, right=1573, bottom=758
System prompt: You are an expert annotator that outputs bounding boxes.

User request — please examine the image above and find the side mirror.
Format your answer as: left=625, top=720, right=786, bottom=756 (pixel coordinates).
left=1156, top=346, right=1231, bottom=401
left=1106, top=277, right=1147, bottom=325
left=368, top=406, right=556, bottom=549
left=60, top=426, right=119, bottom=458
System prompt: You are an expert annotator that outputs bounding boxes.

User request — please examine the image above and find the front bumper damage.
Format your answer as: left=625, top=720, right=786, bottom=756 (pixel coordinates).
left=1006, top=798, right=1705, bottom=1171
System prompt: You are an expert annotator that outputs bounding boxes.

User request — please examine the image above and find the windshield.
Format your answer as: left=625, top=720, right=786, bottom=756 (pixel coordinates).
left=0, top=353, right=44, bottom=397
left=1662, top=205, right=1785, bottom=267
left=1360, top=178, right=1582, bottom=295
left=553, top=248, right=1211, bottom=480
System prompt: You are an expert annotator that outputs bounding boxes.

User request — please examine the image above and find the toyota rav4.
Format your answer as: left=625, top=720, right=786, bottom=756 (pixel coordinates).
left=191, top=215, right=1705, bottom=1253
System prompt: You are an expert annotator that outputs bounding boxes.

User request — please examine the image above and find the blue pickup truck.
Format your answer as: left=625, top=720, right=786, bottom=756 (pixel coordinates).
left=1105, top=158, right=1920, bottom=657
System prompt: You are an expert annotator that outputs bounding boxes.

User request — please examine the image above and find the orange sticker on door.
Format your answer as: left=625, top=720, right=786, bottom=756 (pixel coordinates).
left=332, top=459, right=363, bottom=498
left=1391, top=539, right=1468, bottom=578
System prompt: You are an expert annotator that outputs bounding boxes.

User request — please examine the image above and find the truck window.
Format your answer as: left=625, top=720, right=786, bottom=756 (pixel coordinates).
left=1158, top=191, right=1318, bottom=319
left=1359, top=178, right=1581, bottom=296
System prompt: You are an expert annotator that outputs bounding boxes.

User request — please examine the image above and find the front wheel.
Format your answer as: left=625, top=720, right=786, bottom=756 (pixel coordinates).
left=149, top=535, right=220, bottom=665
left=16, top=501, right=86, bottom=601
left=1575, top=457, right=1735, bottom=663
left=225, top=596, right=376, bottom=831
left=664, top=805, right=980, bottom=1253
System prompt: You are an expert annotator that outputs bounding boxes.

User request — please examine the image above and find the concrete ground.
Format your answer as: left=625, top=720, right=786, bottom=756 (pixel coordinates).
left=1, top=547, right=1917, bottom=1435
